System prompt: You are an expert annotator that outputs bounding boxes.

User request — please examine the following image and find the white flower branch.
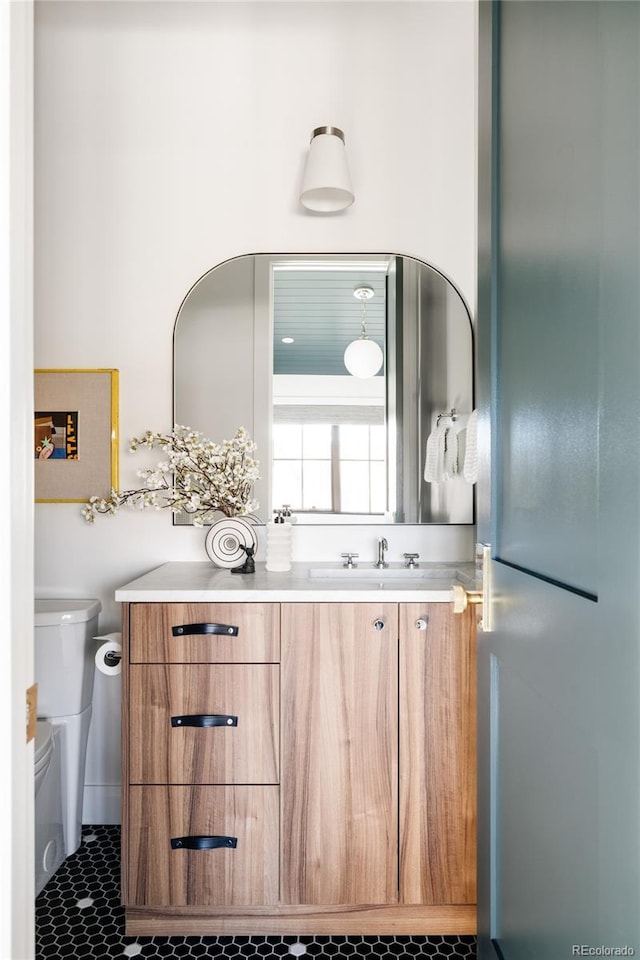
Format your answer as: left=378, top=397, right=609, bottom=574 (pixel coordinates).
left=82, top=425, right=259, bottom=527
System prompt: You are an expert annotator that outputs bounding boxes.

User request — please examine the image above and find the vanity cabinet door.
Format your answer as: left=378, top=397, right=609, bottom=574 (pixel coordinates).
left=129, top=664, right=279, bottom=785
left=129, top=602, right=280, bottom=663
left=281, top=603, right=399, bottom=906
left=127, top=785, right=279, bottom=906
left=399, top=603, right=477, bottom=905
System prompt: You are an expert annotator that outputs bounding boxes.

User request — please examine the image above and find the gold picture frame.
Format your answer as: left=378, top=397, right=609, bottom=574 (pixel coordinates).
left=34, top=369, right=119, bottom=503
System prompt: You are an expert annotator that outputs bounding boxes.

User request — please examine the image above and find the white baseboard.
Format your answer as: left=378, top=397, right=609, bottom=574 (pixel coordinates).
left=82, top=784, right=121, bottom=825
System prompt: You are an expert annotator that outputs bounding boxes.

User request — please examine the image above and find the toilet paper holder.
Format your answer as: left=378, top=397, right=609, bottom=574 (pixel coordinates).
left=94, top=633, right=123, bottom=676
left=103, top=649, right=121, bottom=668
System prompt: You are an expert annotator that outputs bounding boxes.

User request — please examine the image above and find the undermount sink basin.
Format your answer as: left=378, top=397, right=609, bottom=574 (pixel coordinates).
left=308, top=565, right=459, bottom=582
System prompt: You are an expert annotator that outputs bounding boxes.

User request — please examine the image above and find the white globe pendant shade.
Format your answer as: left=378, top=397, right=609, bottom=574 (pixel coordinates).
left=300, top=126, right=354, bottom=213
left=344, top=337, right=384, bottom=378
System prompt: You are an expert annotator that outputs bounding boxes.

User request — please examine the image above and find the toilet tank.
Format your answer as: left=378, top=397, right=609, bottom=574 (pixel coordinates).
left=34, top=599, right=102, bottom=717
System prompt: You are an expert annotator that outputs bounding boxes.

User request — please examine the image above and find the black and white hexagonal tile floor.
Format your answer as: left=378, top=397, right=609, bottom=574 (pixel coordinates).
left=36, top=826, right=477, bottom=959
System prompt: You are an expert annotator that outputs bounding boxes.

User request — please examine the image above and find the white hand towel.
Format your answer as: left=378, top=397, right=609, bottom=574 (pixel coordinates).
left=424, top=424, right=447, bottom=483
left=443, top=420, right=467, bottom=480
left=443, top=426, right=459, bottom=480
left=463, top=409, right=478, bottom=484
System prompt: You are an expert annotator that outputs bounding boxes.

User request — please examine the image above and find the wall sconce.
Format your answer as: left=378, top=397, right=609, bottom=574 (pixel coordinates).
left=300, top=126, right=355, bottom=213
left=344, top=286, right=383, bottom=378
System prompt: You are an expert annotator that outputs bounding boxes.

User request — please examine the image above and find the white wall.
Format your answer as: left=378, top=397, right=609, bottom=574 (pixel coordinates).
left=34, top=0, right=477, bottom=822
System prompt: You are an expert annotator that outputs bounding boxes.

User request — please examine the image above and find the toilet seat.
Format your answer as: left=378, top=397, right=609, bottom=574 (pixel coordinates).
left=34, top=718, right=65, bottom=896
left=34, top=720, right=53, bottom=786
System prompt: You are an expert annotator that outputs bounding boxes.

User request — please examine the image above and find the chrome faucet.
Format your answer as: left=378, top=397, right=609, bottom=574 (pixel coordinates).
left=375, top=537, right=389, bottom=569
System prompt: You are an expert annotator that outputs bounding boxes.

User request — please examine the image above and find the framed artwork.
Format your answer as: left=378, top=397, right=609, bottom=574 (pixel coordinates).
left=34, top=369, right=119, bottom=503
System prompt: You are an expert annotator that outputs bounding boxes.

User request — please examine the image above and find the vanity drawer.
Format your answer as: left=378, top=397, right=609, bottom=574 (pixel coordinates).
left=129, top=603, right=280, bottom=663
left=129, top=664, right=279, bottom=784
left=127, top=785, right=279, bottom=907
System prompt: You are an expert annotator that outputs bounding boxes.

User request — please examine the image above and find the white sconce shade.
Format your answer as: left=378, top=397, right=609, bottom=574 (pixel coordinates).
left=300, top=126, right=354, bottom=213
left=344, top=338, right=384, bottom=378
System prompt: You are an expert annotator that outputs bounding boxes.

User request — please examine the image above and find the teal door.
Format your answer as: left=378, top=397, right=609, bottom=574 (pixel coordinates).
left=477, top=2, right=640, bottom=957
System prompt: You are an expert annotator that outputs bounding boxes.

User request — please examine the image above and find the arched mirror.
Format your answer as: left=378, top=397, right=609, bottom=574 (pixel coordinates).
left=174, top=253, right=474, bottom=525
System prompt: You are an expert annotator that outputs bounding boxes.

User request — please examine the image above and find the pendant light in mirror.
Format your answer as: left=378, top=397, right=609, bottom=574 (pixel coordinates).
left=344, top=285, right=384, bottom=378
left=300, top=126, right=354, bottom=213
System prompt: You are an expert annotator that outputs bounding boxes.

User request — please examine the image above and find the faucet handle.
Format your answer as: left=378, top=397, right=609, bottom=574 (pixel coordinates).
left=341, top=552, right=359, bottom=568
left=403, top=552, right=420, bottom=568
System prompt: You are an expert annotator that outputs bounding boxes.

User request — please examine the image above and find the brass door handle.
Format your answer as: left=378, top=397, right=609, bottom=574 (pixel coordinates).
left=451, top=584, right=483, bottom=614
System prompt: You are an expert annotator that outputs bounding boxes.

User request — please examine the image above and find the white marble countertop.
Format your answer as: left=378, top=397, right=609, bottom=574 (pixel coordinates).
left=115, top=560, right=477, bottom=603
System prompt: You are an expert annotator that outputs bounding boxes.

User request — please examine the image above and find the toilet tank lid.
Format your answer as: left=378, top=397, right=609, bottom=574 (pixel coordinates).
left=34, top=598, right=102, bottom=626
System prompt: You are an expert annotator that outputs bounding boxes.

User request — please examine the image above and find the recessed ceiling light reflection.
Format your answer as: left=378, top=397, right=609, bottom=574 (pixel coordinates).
left=282, top=337, right=295, bottom=344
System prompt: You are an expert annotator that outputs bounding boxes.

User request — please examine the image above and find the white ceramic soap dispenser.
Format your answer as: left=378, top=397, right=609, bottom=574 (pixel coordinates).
left=265, top=507, right=293, bottom=572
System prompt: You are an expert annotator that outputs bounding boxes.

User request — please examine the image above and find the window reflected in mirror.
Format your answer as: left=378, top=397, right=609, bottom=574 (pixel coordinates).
left=272, top=423, right=386, bottom=517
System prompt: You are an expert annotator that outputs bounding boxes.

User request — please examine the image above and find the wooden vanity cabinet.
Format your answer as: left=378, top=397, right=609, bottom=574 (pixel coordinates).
left=121, top=599, right=476, bottom=936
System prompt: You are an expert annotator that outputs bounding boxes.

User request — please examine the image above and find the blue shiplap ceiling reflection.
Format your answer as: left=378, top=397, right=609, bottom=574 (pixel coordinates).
left=273, top=269, right=387, bottom=376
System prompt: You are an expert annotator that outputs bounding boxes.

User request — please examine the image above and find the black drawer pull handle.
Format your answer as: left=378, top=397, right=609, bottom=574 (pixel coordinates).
left=171, top=835, right=237, bottom=850
left=172, top=622, right=239, bottom=637
left=171, top=714, right=238, bottom=728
